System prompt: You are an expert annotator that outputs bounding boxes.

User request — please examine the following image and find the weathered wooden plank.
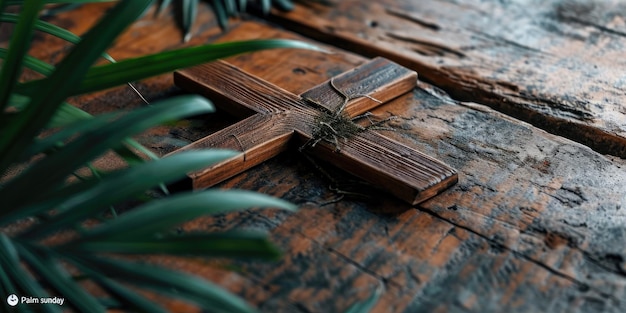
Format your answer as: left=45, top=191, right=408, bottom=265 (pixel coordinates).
left=173, top=21, right=626, bottom=313
left=22, top=5, right=626, bottom=313
left=266, top=0, right=626, bottom=157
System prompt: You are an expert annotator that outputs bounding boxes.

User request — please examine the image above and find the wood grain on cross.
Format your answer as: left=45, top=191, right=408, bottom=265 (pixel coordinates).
left=171, top=57, right=457, bottom=205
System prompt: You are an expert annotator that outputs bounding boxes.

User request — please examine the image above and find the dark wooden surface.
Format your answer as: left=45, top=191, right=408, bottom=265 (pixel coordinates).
left=16, top=2, right=626, bottom=312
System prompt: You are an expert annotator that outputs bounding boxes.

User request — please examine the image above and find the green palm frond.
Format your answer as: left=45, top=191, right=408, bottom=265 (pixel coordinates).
left=0, top=0, right=317, bottom=311
left=157, top=0, right=297, bottom=41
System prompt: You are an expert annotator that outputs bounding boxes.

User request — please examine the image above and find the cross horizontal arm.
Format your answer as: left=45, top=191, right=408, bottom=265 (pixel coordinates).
left=167, top=113, right=293, bottom=189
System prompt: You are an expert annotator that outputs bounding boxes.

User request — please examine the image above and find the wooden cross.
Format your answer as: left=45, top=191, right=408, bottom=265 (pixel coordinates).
left=170, top=57, right=457, bottom=205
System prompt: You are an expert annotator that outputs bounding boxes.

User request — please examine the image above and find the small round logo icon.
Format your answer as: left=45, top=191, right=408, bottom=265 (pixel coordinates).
left=7, top=294, right=18, bottom=307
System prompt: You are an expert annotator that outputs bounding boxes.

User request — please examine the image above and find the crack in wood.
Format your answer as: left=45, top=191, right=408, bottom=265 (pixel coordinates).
left=434, top=73, right=626, bottom=157
left=555, top=3, right=626, bottom=38
left=470, top=30, right=548, bottom=54
left=385, top=32, right=466, bottom=58
left=582, top=252, right=626, bottom=277
left=325, top=246, right=397, bottom=288
left=517, top=92, right=594, bottom=121
left=384, top=7, right=441, bottom=31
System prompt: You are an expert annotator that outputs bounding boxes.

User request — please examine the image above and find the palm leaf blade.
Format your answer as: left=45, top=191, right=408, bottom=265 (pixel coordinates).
left=77, top=39, right=322, bottom=95
left=0, top=0, right=152, bottom=175
left=70, top=255, right=257, bottom=313
left=0, top=96, right=213, bottom=222
left=0, top=235, right=62, bottom=313
left=15, top=39, right=323, bottom=97
left=182, top=0, right=198, bottom=42
left=76, top=190, right=296, bottom=241
left=16, top=245, right=105, bottom=312
left=0, top=1, right=44, bottom=110
left=63, top=231, right=282, bottom=259
left=0, top=12, right=116, bottom=62
left=69, top=263, right=168, bottom=313
left=19, top=149, right=238, bottom=238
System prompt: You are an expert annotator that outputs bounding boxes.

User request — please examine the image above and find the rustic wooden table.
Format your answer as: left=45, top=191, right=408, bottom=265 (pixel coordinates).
left=26, top=1, right=626, bottom=312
